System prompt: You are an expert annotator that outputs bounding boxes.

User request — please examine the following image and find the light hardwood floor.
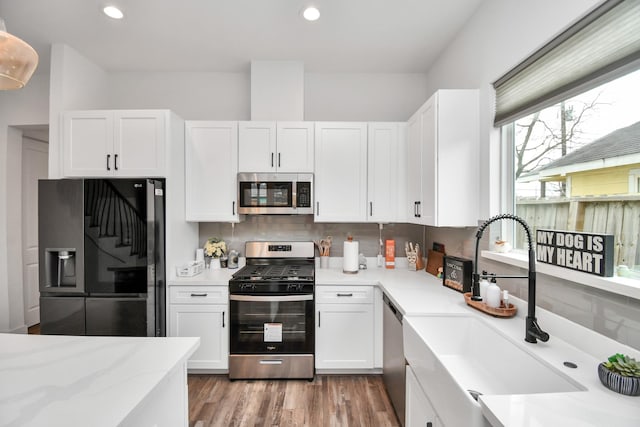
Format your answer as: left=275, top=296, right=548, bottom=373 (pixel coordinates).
left=188, top=374, right=401, bottom=427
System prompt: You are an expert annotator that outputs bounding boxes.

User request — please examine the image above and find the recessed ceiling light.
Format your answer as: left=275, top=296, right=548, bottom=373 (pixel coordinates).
left=302, top=7, right=320, bottom=21
left=103, top=5, right=124, bottom=19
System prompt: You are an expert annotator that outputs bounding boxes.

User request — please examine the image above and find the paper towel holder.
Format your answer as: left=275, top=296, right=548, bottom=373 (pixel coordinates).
left=343, top=234, right=359, bottom=274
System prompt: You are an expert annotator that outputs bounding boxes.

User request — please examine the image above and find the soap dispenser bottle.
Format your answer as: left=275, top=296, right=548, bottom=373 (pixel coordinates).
left=486, top=277, right=501, bottom=308
left=479, top=271, right=490, bottom=302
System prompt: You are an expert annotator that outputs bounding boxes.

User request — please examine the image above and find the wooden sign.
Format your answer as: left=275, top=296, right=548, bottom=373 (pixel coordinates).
left=535, top=229, right=614, bottom=277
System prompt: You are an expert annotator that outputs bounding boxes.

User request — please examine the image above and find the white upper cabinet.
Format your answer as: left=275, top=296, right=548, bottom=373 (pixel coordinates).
left=407, top=90, right=479, bottom=227
left=367, top=122, right=407, bottom=223
left=276, top=122, right=314, bottom=172
left=238, top=121, right=276, bottom=172
left=314, top=122, right=368, bottom=222
left=407, top=109, right=423, bottom=222
left=185, top=121, right=239, bottom=222
left=238, top=121, right=314, bottom=173
left=62, top=110, right=166, bottom=177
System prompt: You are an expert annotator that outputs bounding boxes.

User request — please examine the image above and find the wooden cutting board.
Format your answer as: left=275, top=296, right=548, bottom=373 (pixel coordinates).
left=425, top=249, right=445, bottom=277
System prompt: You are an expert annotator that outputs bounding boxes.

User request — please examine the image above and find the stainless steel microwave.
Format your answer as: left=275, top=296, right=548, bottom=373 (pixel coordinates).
left=237, top=173, right=313, bottom=215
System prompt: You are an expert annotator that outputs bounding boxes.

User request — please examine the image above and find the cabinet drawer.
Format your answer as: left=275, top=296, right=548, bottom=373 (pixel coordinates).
left=169, top=286, right=228, bottom=304
left=316, top=285, right=373, bottom=304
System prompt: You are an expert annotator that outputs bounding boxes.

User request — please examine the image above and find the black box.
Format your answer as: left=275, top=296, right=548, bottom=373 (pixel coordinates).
left=442, top=256, right=473, bottom=293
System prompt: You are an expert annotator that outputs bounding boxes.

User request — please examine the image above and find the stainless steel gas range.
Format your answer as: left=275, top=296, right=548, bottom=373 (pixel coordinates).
left=228, top=241, right=315, bottom=380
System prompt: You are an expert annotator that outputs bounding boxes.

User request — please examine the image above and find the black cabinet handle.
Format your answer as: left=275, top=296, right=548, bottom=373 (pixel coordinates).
left=337, top=293, right=353, bottom=297
left=106, top=154, right=111, bottom=171
left=271, top=152, right=274, bottom=168
left=114, top=154, right=118, bottom=170
left=370, top=202, right=373, bottom=217
left=316, top=202, right=319, bottom=216
left=190, top=293, right=208, bottom=297
left=232, top=201, right=236, bottom=215
left=318, top=311, right=321, bottom=327
left=222, top=311, right=225, bottom=328
left=417, top=201, right=421, bottom=218
left=278, top=152, right=281, bottom=168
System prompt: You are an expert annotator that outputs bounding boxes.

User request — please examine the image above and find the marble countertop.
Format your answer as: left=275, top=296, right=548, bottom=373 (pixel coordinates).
left=0, top=334, right=199, bottom=427
left=169, top=257, right=640, bottom=426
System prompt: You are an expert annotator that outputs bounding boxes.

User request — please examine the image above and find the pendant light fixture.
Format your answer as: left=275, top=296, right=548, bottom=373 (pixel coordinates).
left=0, top=17, right=39, bottom=90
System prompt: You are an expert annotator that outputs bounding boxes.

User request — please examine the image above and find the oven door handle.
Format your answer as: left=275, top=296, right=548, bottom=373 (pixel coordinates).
left=229, top=294, right=313, bottom=302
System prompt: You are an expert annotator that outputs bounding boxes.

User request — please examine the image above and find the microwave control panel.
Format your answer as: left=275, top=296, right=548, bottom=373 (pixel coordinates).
left=297, top=182, right=312, bottom=208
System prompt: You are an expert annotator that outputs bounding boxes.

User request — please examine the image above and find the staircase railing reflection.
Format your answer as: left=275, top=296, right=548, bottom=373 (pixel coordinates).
left=84, top=180, right=146, bottom=257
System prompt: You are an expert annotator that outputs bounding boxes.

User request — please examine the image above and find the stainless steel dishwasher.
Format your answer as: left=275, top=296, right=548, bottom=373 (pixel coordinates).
left=383, top=292, right=405, bottom=426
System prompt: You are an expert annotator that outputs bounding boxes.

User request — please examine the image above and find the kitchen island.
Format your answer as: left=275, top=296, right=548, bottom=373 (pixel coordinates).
left=0, top=333, right=199, bottom=427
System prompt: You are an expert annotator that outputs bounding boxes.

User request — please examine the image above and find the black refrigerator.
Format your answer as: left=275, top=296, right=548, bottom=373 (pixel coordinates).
left=38, top=178, right=166, bottom=337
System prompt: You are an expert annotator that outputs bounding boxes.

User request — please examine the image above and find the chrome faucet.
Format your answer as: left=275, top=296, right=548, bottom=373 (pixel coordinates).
left=472, top=214, right=550, bottom=344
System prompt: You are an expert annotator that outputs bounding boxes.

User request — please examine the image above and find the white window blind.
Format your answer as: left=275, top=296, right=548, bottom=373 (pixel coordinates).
left=494, top=0, right=640, bottom=127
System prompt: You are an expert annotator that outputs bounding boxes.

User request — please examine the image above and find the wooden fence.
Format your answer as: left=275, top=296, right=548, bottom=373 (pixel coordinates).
left=516, top=196, right=640, bottom=268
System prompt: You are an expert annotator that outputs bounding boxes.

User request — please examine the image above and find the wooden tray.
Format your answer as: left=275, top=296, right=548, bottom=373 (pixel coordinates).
left=463, top=292, right=517, bottom=318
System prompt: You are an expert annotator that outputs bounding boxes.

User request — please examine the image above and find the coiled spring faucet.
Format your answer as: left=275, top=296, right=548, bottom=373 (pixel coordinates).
left=473, top=214, right=550, bottom=344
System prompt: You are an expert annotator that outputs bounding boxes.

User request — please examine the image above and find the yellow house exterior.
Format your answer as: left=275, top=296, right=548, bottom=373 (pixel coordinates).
left=569, top=163, right=640, bottom=197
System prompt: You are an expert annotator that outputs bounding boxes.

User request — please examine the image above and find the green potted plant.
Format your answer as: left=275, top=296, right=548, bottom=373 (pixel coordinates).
left=598, top=353, right=640, bottom=396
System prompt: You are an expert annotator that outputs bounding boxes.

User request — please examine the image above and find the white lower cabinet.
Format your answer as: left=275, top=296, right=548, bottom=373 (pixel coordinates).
left=168, top=286, right=229, bottom=371
left=406, top=366, right=444, bottom=427
left=315, top=285, right=374, bottom=370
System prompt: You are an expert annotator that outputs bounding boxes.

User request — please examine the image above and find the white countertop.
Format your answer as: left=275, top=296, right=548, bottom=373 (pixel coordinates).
left=170, top=258, right=640, bottom=426
left=317, top=262, right=640, bottom=427
left=0, top=334, right=199, bottom=427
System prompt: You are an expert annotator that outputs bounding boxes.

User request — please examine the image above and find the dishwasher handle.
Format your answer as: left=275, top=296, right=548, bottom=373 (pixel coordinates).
left=383, top=292, right=403, bottom=323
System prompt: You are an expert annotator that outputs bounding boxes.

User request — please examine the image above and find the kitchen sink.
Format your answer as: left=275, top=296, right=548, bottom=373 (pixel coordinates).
left=404, top=314, right=586, bottom=427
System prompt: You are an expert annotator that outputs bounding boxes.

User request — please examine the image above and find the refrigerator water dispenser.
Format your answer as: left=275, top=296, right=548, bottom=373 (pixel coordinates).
left=44, top=249, right=77, bottom=287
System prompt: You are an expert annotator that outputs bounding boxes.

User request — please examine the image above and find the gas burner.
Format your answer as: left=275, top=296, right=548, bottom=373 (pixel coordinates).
left=232, top=263, right=314, bottom=282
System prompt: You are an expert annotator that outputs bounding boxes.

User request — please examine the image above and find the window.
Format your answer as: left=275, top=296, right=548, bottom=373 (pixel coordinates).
left=505, top=69, right=640, bottom=278
left=495, top=1, right=640, bottom=280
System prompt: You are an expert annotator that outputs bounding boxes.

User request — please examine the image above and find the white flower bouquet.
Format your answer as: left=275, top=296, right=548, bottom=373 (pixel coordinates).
left=204, top=237, right=227, bottom=258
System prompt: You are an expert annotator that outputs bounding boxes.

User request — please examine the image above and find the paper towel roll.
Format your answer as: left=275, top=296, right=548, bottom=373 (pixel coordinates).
left=343, top=240, right=359, bottom=274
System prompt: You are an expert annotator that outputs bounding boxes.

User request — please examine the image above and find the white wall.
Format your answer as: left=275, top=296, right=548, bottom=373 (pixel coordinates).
left=108, top=72, right=250, bottom=120
left=49, top=44, right=110, bottom=178
left=105, top=71, right=428, bottom=121
left=0, top=72, right=50, bottom=333
left=305, top=73, right=429, bottom=121
left=418, top=0, right=640, bottom=349
left=422, top=0, right=602, bottom=219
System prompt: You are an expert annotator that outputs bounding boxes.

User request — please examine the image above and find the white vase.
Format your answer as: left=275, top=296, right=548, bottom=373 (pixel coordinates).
left=209, top=258, right=221, bottom=270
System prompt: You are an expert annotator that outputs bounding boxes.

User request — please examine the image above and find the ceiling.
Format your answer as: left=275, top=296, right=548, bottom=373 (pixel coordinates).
left=0, top=0, right=483, bottom=74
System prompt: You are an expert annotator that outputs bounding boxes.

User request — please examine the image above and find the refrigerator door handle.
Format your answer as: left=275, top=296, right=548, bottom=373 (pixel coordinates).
left=147, top=180, right=156, bottom=337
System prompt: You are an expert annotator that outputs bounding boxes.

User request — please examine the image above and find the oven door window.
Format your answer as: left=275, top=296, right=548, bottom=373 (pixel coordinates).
left=230, top=298, right=314, bottom=354
left=239, top=181, right=292, bottom=208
